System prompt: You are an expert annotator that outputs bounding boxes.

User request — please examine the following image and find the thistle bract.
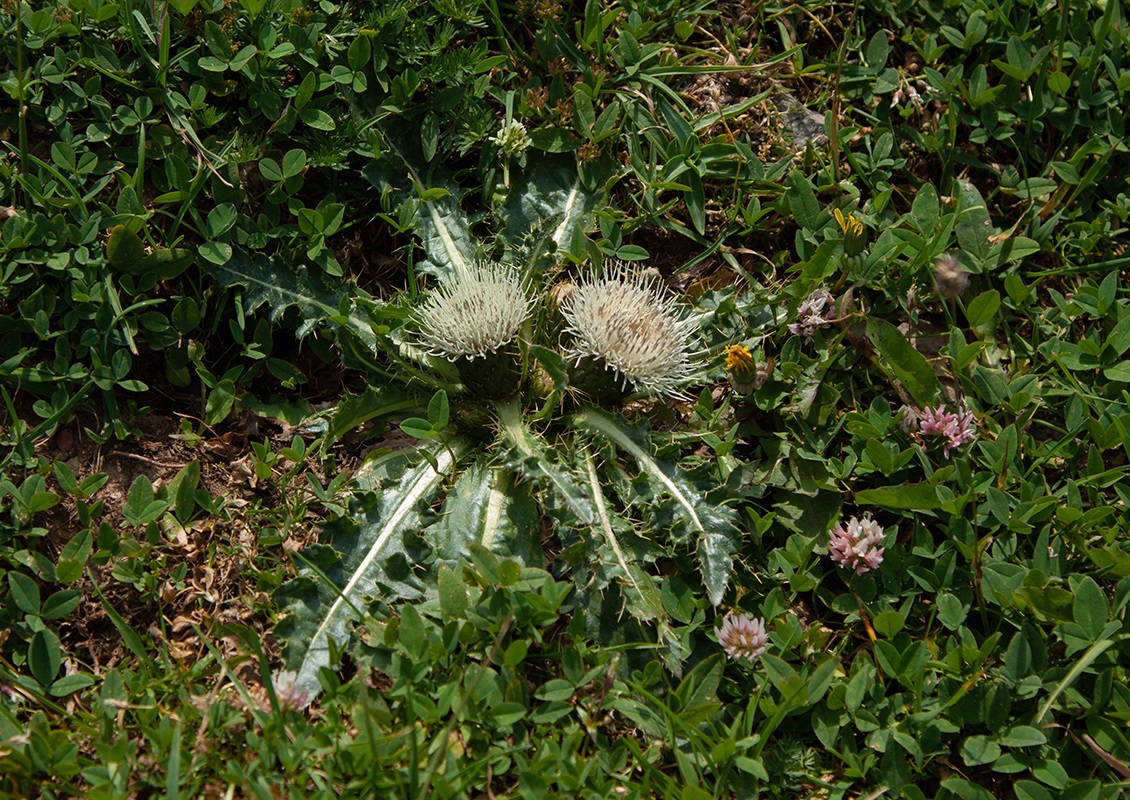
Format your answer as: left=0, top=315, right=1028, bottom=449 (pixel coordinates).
left=416, top=261, right=533, bottom=398
left=561, top=265, right=697, bottom=401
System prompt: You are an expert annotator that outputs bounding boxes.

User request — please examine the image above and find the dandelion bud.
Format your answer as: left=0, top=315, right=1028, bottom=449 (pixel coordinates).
left=932, top=252, right=969, bottom=300
left=416, top=261, right=533, bottom=399
left=834, top=207, right=868, bottom=263
left=718, top=612, right=768, bottom=662
left=561, top=264, right=697, bottom=403
left=725, top=344, right=769, bottom=395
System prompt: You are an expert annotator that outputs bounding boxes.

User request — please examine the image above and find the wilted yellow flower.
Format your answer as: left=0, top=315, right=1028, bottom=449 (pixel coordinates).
left=834, top=208, right=868, bottom=258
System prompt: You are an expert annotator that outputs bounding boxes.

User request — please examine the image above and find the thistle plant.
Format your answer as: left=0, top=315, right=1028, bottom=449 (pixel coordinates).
left=271, top=157, right=743, bottom=698
left=561, top=264, right=698, bottom=403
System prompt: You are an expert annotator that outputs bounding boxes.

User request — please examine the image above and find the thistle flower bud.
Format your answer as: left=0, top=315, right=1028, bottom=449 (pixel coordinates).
left=416, top=261, right=533, bottom=399
left=561, top=264, right=697, bottom=402
left=932, top=252, right=969, bottom=300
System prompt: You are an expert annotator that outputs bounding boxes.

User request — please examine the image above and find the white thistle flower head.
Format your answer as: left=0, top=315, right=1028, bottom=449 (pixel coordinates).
left=561, top=264, right=697, bottom=399
left=718, top=612, right=768, bottom=662
left=416, top=261, right=533, bottom=361
left=489, top=119, right=533, bottom=158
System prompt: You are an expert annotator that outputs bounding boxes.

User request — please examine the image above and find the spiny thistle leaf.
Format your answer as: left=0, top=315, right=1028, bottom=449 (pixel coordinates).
left=495, top=398, right=594, bottom=526
left=572, top=407, right=741, bottom=606
left=580, top=448, right=687, bottom=671
left=276, top=440, right=467, bottom=698
left=321, top=386, right=423, bottom=454
left=208, top=250, right=376, bottom=348
left=501, top=155, right=601, bottom=271
left=425, top=456, right=542, bottom=567
left=366, top=133, right=483, bottom=282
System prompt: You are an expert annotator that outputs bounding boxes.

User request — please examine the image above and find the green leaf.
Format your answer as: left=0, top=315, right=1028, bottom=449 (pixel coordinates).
left=618, top=29, right=641, bottom=66
left=323, top=386, right=419, bottom=450
left=282, top=149, right=307, bottom=179
left=399, top=418, right=435, bottom=439
left=573, top=408, right=740, bottom=605
left=1014, top=781, right=1053, bottom=800
left=1072, top=576, right=1109, bottom=639
left=204, top=379, right=237, bottom=426
left=966, top=290, right=1001, bottom=327
left=348, top=35, right=371, bottom=72
left=961, top=735, right=1001, bottom=766
left=49, top=673, right=95, bottom=697
left=854, top=483, right=942, bottom=510
left=941, top=779, right=996, bottom=800
left=437, top=565, right=468, bottom=620
left=8, top=572, right=41, bottom=615
left=29, top=629, right=62, bottom=686
left=206, top=203, right=237, bottom=238
left=277, top=441, right=467, bottom=700
left=41, top=589, right=82, bottom=620
left=955, top=180, right=992, bottom=263
left=865, top=30, right=890, bottom=69
left=300, top=109, right=336, bottom=131
left=786, top=170, right=823, bottom=231
left=427, top=390, right=449, bottom=429
left=368, top=133, right=482, bottom=281
left=105, top=225, right=148, bottom=273
left=998, top=726, right=1047, bottom=747
left=867, top=317, right=944, bottom=407
left=207, top=251, right=375, bottom=347
left=497, top=399, right=594, bottom=526
left=582, top=450, right=666, bottom=623
left=425, top=458, right=542, bottom=567
left=1047, top=71, right=1070, bottom=95
left=501, top=155, right=600, bottom=266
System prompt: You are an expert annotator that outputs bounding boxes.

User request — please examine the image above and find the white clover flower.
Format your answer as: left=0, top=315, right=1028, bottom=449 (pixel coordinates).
left=787, top=289, right=833, bottom=339
left=271, top=670, right=311, bottom=711
left=416, top=261, right=533, bottom=361
left=489, top=119, right=533, bottom=158
left=916, top=403, right=977, bottom=457
left=718, top=612, right=768, bottom=662
left=932, top=252, right=969, bottom=299
left=561, top=265, right=697, bottom=398
left=828, top=515, right=886, bottom=575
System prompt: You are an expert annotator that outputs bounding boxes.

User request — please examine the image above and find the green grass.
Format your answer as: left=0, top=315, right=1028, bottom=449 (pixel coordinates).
left=1, top=0, right=1129, bottom=797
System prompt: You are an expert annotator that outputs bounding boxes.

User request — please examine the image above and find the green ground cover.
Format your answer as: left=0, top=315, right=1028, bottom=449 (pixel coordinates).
left=2, top=0, right=1130, bottom=796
